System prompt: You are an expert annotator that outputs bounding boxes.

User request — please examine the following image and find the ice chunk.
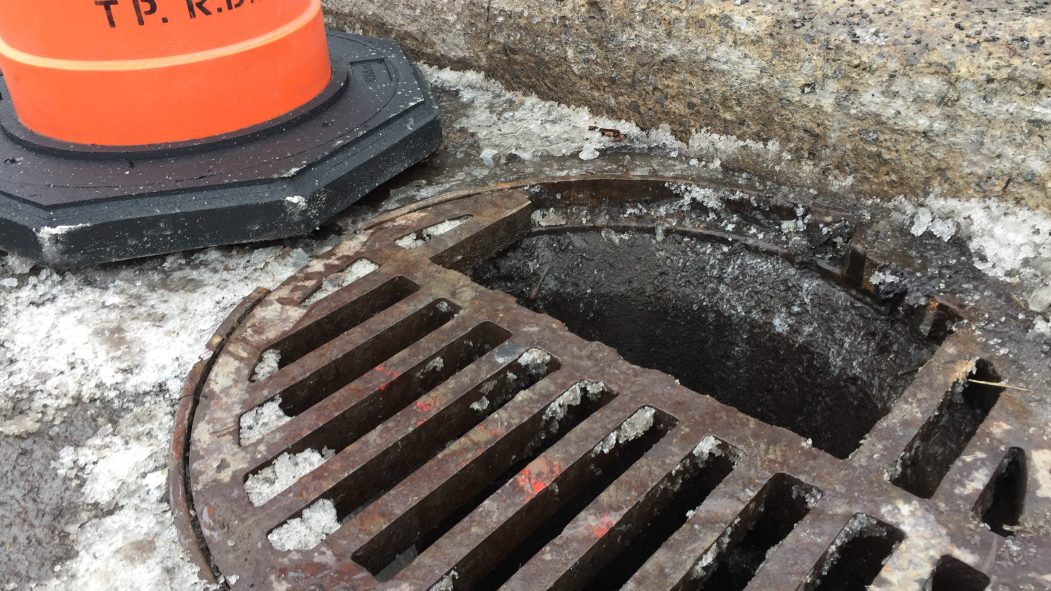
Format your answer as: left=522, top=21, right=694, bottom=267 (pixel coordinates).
left=240, top=398, right=292, bottom=446
left=268, top=499, right=341, bottom=551
left=593, top=407, right=657, bottom=455
left=245, top=448, right=335, bottom=507
left=303, top=259, right=378, bottom=305
left=251, top=349, right=282, bottom=383
left=1029, top=286, right=1051, bottom=313
left=397, top=218, right=470, bottom=249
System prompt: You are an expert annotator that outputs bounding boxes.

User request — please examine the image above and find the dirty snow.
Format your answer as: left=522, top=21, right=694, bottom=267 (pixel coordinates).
left=691, top=522, right=736, bottom=578
left=593, top=407, right=658, bottom=455
left=870, top=269, right=904, bottom=286
left=532, top=208, right=569, bottom=227
left=900, top=195, right=1051, bottom=292
left=396, top=217, right=470, bottom=249
left=1033, top=317, right=1051, bottom=337
left=1029, top=286, right=1051, bottom=314
left=1034, top=450, right=1051, bottom=499
left=579, top=144, right=601, bottom=161
left=239, top=398, right=292, bottom=446
left=542, top=381, right=605, bottom=431
left=301, top=258, right=379, bottom=306
left=424, top=65, right=785, bottom=171
left=268, top=499, right=341, bottom=552
left=284, top=195, right=307, bottom=210
left=4, top=253, right=36, bottom=275
left=45, top=397, right=211, bottom=591
left=1, top=61, right=1050, bottom=590
left=909, top=206, right=958, bottom=242
left=668, top=183, right=725, bottom=211
left=36, top=225, right=89, bottom=260
left=692, top=436, right=739, bottom=462
left=428, top=570, right=459, bottom=591
left=426, top=63, right=1051, bottom=311
left=424, top=66, right=680, bottom=164
left=251, top=349, right=283, bottom=383
left=0, top=247, right=312, bottom=438
left=425, top=356, right=445, bottom=373
left=0, top=244, right=318, bottom=588
left=244, top=448, right=335, bottom=507
left=517, top=347, right=553, bottom=375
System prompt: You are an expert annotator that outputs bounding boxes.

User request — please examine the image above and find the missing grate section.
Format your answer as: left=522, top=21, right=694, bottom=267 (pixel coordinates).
left=580, top=438, right=739, bottom=590
left=470, top=230, right=936, bottom=459
left=804, top=514, right=905, bottom=591
left=266, top=276, right=420, bottom=370
left=974, top=447, right=1027, bottom=537
left=265, top=347, right=562, bottom=547
left=262, top=298, right=459, bottom=419
left=687, top=473, right=820, bottom=591
left=924, top=556, right=990, bottom=591
left=473, top=407, right=676, bottom=590
left=891, top=360, right=1004, bottom=498
left=182, top=180, right=1050, bottom=590
left=243, top=323, right=512, bottom=505
left=354, top=381, right=618, bottom=579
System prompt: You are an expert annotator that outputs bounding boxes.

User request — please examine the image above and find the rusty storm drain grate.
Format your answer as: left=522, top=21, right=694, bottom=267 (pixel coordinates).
left=171, top=176, right=1050, bottom=590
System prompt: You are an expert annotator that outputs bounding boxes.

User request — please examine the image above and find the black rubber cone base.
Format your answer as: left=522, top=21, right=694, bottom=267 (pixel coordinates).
left=0, top=32, right=442, bottom=266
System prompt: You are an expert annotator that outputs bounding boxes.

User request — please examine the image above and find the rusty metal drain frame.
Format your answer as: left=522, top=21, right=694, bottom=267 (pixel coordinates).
left=171, top=175, right=1050, bottom=590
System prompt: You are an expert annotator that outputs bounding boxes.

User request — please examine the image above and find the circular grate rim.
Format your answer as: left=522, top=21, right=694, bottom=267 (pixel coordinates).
left=172, top=175, right=1051, bottom=591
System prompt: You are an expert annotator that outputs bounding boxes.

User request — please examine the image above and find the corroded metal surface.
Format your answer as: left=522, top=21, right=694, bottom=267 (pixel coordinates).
left=174, top=176, right=1051, bottom=590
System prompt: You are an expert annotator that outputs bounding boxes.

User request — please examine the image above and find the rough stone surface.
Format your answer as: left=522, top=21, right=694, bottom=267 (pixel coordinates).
left=324, top=0, right=1051, bottom=210
left=2, top=66, right=1049, bottom=590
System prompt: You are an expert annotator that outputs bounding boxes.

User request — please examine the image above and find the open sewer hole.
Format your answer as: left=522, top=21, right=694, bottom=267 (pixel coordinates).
left=469, top=229, right=936, bottom=459
left=180, top=180, right=1044, bottom=590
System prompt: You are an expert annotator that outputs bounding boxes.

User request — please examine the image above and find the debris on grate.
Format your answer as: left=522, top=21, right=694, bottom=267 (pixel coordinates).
left=250, top=350, right=283, bottom=384
left=173, top=176, right=1051, bottom=590
left=301, top=259, right=379, bottom=306
left=245, top=447, right=335, bottom=507
left=397, top=217, right=472, bottom=249
left=239, top=397, right=290, bottom=446
left=269, top=499, right=341, bottom=552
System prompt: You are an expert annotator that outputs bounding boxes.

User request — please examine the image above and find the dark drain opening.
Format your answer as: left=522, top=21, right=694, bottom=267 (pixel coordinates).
left=355, top=381, right=618, bottom=579
left=180, top=182, right=1051, bottom=590
left=470, top=230, right=936, bottom=458
left=274, top=276, right=419, bottom=368
left=687, top=474, right=819, bottom=591
left=264, top=298, right=459, bottom=418
left=580, top=440, right=738, bottom=590
left=324, top=348, right=561, bottom=523
left=474, top=408, right=676, bottom=590
left=264, top=348, right=562, bottom=545
left=246, top=323, right=511, bottom=489
left=891, top=360, right=1004, bottom=498
left=925, top=556, right=990, bottom=591
left=974, top=447, right=1026, bottom=537
left=805, top=514, right=904, bottom=590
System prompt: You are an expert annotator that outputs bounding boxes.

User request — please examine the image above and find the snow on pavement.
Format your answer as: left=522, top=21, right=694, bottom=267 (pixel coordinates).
left=0, top=245, right=322, bottom=590
left=0, top=66, right=1049, bottom=590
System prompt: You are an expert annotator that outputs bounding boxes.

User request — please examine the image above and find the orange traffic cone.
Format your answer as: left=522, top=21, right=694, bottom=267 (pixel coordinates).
left=0, top=0, right=332, bottom=146
left=0, top=2, right=441, bottom=266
